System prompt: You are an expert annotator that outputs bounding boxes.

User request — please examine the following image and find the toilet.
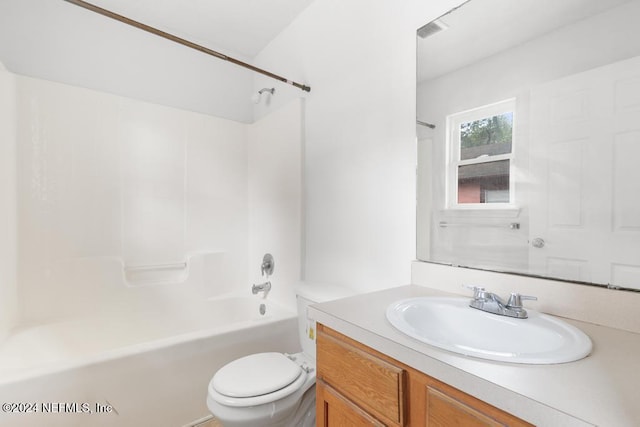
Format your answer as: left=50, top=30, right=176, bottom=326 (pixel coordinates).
left=206, top=283, right=352, bottom=427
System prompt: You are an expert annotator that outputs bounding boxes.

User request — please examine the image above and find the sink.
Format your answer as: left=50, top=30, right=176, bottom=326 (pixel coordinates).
left=386, top=297, right=592, bottom=364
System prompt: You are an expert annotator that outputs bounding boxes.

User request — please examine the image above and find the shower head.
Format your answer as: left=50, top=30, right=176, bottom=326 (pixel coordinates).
left=252, top=87, right=276, bottom=104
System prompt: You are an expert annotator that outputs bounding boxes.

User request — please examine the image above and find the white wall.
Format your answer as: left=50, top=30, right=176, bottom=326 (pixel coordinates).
left=0, top=63, right=17, bottom=340
left=252, top=0, right=464, bottom=293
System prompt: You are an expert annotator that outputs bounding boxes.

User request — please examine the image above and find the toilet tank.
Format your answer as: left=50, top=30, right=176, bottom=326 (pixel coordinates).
left=295, top=283, right=355, bottom=360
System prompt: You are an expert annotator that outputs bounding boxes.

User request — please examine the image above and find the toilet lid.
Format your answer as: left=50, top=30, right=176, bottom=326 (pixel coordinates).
left=213, top=352, right=302, bottom=398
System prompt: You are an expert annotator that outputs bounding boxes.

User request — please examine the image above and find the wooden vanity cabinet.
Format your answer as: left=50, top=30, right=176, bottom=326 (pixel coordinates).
left=316, top=324, right=534, bottom=427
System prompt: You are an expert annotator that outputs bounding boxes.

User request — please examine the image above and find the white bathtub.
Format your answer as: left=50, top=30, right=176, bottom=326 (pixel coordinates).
left=0, top=295, right=298, bottom=427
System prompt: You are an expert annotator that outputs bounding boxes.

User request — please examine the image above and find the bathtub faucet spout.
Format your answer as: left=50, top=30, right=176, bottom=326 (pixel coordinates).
left=252, top=281, right=271, bottom=296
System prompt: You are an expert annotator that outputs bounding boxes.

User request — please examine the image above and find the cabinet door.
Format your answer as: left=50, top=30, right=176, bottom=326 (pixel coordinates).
left=426, top=386, right=507, bottom=427
left=317, top=326, right=406, bottom=426
left=409, top=373, right=534, bottom=427
left=316, top=380, right=386, bottom=427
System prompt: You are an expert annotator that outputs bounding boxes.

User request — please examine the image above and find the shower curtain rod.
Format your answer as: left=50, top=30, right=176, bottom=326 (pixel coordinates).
left=63, top=0, right=311, bottom=92
left=417, top=120, right=436, bottom=129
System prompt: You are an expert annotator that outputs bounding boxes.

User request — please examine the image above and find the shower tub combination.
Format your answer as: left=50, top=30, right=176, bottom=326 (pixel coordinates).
left=0, top=294, right=298, bottom=427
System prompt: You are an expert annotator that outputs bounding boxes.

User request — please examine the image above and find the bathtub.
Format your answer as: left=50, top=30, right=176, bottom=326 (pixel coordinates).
left=0, top=295, right=299, bottom=427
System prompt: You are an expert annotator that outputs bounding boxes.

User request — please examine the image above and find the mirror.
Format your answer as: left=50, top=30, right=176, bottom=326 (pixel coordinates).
left=417, top=0, right=640, bottom=291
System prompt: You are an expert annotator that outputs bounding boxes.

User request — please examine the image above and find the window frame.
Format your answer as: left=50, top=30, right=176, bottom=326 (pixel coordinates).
left=445, top=98, right=517, bottom=210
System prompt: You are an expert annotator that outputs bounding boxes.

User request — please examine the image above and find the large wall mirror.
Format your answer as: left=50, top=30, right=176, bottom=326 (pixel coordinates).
left=416, top=0, right=640, bottom=291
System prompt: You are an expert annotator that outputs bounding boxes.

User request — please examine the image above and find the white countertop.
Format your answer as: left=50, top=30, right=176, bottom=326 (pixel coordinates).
left=308, top=285, right=640, bottom=427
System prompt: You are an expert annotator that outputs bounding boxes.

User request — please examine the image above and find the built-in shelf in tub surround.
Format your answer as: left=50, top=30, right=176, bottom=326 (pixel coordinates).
left=308, top=285, right=640, bottom=427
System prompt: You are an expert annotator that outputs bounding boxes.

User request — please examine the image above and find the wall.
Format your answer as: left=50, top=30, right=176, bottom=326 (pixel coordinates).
left=14, top=74, right=249, bottom=324
left=0, top=63, right=17, bottom=340
left=252, top=0, right=464, bottom=293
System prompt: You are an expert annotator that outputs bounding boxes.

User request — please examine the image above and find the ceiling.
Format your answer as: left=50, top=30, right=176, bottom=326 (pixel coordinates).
left=417, top=0, right=633, bottom=83
left=0, top=0, right=315, bottom=122
left=84, top=0, right=316, bottom=58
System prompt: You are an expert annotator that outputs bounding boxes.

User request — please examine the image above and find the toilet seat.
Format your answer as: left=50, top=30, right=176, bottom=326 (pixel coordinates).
left=214, top=352, right=302, bottom=398
left=210, top=352, right=308, bottom=408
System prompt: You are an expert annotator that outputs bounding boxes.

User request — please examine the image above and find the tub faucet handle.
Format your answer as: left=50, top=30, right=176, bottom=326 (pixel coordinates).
left=261, top=253, right=274, bottom=278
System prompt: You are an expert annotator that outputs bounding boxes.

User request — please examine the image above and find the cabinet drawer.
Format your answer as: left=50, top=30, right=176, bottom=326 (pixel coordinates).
left=317, top=327, right=406, bottom=426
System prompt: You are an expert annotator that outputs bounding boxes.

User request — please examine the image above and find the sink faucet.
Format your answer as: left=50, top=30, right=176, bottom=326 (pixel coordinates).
left=466, top=286, right=537, bottom=319
left=252, top=281, right=271, bottom=296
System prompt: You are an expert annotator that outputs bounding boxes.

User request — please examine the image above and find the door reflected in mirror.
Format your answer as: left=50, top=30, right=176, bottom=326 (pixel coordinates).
left=416, top=0, right=640, bottom=290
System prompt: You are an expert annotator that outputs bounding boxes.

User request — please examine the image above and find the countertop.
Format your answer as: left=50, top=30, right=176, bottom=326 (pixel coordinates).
left=308, top=285, right=640, bottom=427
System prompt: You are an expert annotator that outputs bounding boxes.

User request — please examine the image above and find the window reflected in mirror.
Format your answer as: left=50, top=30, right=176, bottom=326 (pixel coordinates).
left=446, top=99, right=514, bottom=207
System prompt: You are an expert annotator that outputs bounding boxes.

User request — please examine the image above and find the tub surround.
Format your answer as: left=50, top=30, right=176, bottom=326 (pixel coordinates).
left=309, top=285, right=640, bottom=426
left=2, top=69, right=304, bottom=328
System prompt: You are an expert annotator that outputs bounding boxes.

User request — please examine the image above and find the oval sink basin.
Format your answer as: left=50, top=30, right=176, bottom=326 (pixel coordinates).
left=386, top=297, right=592, bottom=364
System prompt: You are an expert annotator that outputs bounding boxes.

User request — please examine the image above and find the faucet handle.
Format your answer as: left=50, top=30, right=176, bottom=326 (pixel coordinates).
left=463, top=285, right=486, bottom=300
left=506, top=293, right=537, bottom=308
left=261, top=253, right=275, bottom=278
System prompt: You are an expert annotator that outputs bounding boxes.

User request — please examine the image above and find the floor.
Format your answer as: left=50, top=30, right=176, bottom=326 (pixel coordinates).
left=192, top=416, right=222, bottom=427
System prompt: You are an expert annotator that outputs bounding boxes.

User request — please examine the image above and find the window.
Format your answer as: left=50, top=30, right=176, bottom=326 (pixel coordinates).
left=446, top=99, right=515, bottom=208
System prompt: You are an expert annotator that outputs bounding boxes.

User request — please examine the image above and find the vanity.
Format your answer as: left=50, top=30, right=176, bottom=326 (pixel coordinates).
left=316, top=323, right=532, bottom=426
left=310, top=285, right=640, bottom=426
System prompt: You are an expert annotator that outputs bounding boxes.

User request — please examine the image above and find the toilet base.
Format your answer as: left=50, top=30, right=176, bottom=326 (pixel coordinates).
left=207, top=380, right=315, bottom=427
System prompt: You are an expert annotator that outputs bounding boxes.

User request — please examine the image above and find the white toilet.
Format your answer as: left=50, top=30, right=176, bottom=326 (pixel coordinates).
left=206, top=283, right=351, bottom=427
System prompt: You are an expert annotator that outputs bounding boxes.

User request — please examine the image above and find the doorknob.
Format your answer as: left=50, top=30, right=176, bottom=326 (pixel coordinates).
left=532, top=237, right=545, bottom=248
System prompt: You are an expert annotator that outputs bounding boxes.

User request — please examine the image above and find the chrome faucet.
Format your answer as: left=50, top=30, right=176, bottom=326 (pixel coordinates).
left=261, top=253, right=274, bottom=277
left=466, top=286, right=537, bottom=319
left=253, top=253, right=274, bottom=296
left=252, top=281, right=271, bottom=295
